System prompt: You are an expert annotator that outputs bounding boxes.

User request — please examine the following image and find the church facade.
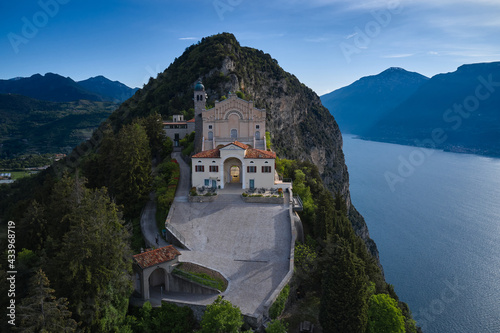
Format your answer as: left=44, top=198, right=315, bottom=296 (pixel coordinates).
left=191, top=81, right=277, bottom=190
left=193, top=81, right=267, bottom=151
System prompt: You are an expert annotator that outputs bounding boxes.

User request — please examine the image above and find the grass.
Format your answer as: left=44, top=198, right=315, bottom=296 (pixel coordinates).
left=0, top=170, right=37, bottom=180
left=173, top=265, right=227, bottom=292
left=155, top=206, right=168, bottom=234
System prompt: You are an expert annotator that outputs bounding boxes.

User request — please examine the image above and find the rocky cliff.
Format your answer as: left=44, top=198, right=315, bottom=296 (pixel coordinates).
left=107, top=33, right=378, bottom=258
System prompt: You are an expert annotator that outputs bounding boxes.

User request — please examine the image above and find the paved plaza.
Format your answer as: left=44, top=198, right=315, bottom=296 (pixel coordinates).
left=161, top=153, right=293, bottom=318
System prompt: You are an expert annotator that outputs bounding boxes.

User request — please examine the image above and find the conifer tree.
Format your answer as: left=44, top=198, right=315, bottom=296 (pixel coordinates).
left=17, top=268, right=77, bottom=333
left=319, top=237, right=369, bottom=333
left=50, top=177, right=132, bottom=332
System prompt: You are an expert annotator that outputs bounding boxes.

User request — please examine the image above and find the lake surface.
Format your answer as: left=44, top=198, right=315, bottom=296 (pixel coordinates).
left=342, top=135, right=500, bottom=333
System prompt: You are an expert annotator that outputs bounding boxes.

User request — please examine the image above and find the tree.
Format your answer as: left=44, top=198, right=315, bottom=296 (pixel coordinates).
left=112, top=122, right=152, bottom=217
left=131, top=301, right=196, bottom=333
left=51, top=178, right=132, bottom=332
left=367, top=294, right=405, bottom=333
left=319, top=237, right=369, bottom=333
left=200, top=296, right=244, bottom=333
left=17, top=268, right=77, bottom=332
left=139, top=113, right=172, bottom=160
left=265, top=319, right=288, bottom=333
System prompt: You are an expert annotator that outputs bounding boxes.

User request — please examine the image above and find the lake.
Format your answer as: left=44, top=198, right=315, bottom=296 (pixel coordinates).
left=342, top=135, right=500, bottom=333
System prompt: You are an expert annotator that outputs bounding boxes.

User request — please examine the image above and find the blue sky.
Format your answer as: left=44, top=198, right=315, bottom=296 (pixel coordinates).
left=1, top=0, right=500, bottom=95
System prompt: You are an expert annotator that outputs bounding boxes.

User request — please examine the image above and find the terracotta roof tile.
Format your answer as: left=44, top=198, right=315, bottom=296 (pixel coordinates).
left=229, top=141, right=249, bottom=150
left=187, top=118, right=195, bottom=123
left=192, top=148, right=220, bottom=158
left=245, top=148, right=276, bottom=159
left=192, top=141, right=275, bottom=159
left=133, top=245, right=181, bottom=269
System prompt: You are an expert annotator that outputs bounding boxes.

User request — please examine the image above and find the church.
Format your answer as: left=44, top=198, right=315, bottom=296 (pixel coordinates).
left=190, top=81, right=277, bottom=190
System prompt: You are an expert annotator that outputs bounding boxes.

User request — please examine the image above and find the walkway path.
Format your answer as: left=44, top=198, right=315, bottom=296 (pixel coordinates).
left=140, top=152, right=189, bottom=248
left=140, top=192, right=169, bottom=249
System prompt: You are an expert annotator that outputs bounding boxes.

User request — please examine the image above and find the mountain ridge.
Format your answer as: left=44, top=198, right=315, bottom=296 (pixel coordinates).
left=363, top=61, right=500, bottom=156
left=0, top=73, right=137, bottom=103
left=321, top=67, right=429, bottom=134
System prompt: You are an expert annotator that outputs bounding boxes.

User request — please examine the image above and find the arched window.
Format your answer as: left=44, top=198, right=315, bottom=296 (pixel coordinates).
left=255, top=131, right=260, bottom=140
left=231, top=129, right=237, bottom=139
left=208, top=131, right=213, bottom=140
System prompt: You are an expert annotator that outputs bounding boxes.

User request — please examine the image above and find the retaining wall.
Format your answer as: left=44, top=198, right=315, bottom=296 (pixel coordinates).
left=188, top=194, right=218, bottom=203
left=241, top=195, right=285, bottom=204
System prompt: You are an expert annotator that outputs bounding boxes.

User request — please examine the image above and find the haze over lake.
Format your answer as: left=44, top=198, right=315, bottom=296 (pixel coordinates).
left=343, top=135, right=500, bottom=333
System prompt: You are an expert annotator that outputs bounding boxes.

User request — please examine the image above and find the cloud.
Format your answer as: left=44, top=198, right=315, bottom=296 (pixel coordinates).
left=178, top=37, right=197, bottom=40
left=304, top=37, right=329, bottom=43
left=382, top=53, right=414, bottom=58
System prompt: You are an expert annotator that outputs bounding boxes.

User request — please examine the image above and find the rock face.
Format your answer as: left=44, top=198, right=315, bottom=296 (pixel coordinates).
left=108, top=33, right=378, bottom=258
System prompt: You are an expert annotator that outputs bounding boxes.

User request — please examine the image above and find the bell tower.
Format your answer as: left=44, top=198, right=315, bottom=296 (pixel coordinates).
left=193, top=80, right=206, bottom=153
left=194, top=80, right=206, bottom=116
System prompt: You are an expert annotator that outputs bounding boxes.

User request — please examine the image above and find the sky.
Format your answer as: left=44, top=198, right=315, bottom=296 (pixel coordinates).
left=1, top=0, right=500, bottom=95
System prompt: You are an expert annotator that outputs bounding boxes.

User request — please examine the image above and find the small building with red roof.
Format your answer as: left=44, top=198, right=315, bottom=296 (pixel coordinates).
left=132, top=245, right=181, bottom=300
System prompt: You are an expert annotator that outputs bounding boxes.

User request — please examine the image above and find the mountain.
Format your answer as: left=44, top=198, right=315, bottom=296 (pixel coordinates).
left=0, top=73, right=137, bottom=103
left=0, top=94, right=117, bottom=158
left=363, top=62, right=500, bottom=156
left=321, top=67, right=429, bottom=134
left=0, top=73, right=105, bottom=102
left=77, top=76, right=138, bottom=103
left=95, top=32, right=377, bottom=256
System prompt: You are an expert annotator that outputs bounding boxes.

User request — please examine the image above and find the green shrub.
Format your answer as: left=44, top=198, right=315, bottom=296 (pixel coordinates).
left=269, top=285, right=290, bottom=319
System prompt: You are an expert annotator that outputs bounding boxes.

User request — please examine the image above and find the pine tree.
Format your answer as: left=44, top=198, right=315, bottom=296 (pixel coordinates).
left=17, top=268, right=77, bottom=333
left=319, top=237, right=369, bottom=333
left=49, top=177, right=132, bottom=332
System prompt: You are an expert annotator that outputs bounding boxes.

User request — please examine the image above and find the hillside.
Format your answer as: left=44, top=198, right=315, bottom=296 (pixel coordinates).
left=0, top=73, right=137, bottom=103
left=321, top=67, right=429, bottom=134
left=363, top=62, right=500, bottom=156
left=0, top=94, right=117, bottom=158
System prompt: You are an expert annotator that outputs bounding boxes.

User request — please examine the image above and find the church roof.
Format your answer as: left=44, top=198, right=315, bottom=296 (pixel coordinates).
left=194, top=80, right=205, bottom=91
left=192, top=141, right=276, bottom=159
left=133, top=245, right=181, bottom=269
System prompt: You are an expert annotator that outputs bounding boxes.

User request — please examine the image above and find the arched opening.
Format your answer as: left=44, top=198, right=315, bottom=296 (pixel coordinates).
left=223, top=157, right=243, bottom=187
left=255, top=131, right=260, bottom=140
left=230, top=166, right=240, bottom=183
left=208, top=131, right=213, bottom=140
left=149, top=267, right=166, bottom=290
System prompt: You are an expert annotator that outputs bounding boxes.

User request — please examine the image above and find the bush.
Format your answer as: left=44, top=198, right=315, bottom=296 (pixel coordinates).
left=269, top=285, right=290, bottom=319
left=266, top=319, right=288, bottom=333
left=190, top=187, right=197, bottom=196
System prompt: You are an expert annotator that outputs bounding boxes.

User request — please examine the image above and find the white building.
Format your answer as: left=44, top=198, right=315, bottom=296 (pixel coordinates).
left=192, top=141, right=276, bottom=190
left=163, top=115, right=195, bottom=147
